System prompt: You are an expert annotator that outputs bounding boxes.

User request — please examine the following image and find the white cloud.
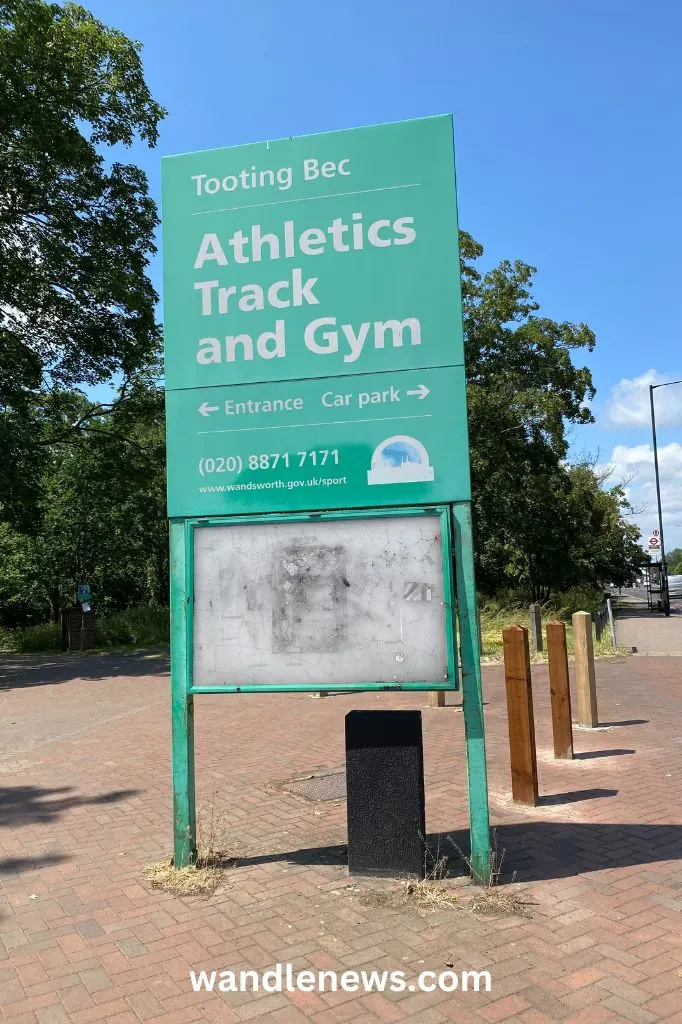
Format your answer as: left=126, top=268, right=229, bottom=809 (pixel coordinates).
left=598, top=442, right=682, bottom=550
left=605, top=370, right=682, bottom=429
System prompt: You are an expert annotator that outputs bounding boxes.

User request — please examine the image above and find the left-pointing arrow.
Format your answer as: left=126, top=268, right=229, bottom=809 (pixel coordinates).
left=199, top=402, right=219, bottom=417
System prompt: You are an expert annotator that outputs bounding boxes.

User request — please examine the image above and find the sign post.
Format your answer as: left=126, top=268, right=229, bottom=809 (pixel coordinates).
left=163, top=116, right=491, bottom=881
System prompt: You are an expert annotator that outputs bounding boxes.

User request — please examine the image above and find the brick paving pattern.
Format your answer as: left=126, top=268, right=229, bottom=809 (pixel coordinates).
left=1, top=651, right=681, bottom=1022
left=614, top=592, right=682, bottom=655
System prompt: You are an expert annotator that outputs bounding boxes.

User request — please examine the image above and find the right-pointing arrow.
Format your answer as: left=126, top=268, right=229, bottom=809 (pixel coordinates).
left=406, top=384, right=430, bottom=400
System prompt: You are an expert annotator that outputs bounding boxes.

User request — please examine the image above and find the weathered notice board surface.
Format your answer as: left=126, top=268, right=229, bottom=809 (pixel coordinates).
left=191, top=510, right=456, bottom=689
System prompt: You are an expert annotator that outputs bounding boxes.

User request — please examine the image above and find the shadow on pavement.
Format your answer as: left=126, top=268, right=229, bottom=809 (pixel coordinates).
left=467, top=822, right=682, bottom=882
left=0, top=785, right=141, bottom=827
left=538, top=788, right=618, bottom=805
left=0, top=853, right=71, bottom=875
left=0, top=650, right=169, bottom=689
left=232, top=821, right=682, bottom=884
left=573, top=749, right=635, bottom=760
left=598, top=719, right=649, bottom=727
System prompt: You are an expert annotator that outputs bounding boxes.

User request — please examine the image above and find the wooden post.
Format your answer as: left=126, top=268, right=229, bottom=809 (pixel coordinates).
left=546, top=621, right=573, bottom=759
left=572, top=611, right=598, bottom=727
left=607, top=597, right=616, bottom=649
left=502, top=626, right=538, bottom=805
left=429, top=690, right=445, bottom=707
left=529, top=603, right=543, bottom=652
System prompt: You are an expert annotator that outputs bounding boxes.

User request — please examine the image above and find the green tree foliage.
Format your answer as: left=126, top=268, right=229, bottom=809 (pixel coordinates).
left=667, top=548, right=682, bottom=574
left=0, top=0, right=646, bottom=632
left=0, top=228, right=648, bottom=626
left=0, top=385, right=167, bottom=625
left=461, top=232, right=645, bottom=598
left=0, top=230, right=646, bottom=627
left=0, top=0, right=164, bottom=527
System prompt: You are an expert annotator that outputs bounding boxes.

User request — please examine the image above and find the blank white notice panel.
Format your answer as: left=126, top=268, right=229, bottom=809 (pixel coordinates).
left=192, top=515, right=452, bottom=687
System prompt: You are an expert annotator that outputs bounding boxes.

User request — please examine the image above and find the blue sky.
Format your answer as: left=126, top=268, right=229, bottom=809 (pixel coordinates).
left=88, top=0, right=682, bottom=549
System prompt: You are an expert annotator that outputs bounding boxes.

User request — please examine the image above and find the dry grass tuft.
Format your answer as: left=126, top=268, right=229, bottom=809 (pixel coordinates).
left=360, top=830, right=534, bottom=918
left=360, top=874, right=532, bottom=918
left=403, top=879, right=461, bottom=911
left=140, top=791, right=239, bottom=898
left=360, top=878, right=460, bottom=913
left=140, top=857, right=226, bottom=898
left=360, top=846, right=460, bottom=913
left=445, top=830, right=535, bottom=918
left=468, top=885, right=534, bottom=917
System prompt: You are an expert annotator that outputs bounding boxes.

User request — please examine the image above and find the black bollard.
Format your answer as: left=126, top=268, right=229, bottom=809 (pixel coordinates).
left=345, top=710, right=426, bottom=878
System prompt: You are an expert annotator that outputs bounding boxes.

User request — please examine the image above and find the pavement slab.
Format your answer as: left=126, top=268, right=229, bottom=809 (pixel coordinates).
left=0, top=652, right=681, bottom=1022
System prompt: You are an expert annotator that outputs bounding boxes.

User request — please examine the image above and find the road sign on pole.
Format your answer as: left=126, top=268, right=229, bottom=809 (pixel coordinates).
left=163, top=116, right=491, bottom=882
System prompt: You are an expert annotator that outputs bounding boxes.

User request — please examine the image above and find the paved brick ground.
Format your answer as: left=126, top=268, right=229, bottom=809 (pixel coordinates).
left=1, top=651, right=681, bottom=1022
left=614, top=592, right=682, bottom=655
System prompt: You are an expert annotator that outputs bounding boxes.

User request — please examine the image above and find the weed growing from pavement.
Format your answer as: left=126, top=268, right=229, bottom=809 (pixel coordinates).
left=446, top=831, right=535, bottom=917
left=362, top=831, right=534, bottom=918
left=140, top=792, right=239, bottom=898
left=361, top=879, right=462, bottom=913
left=140, top=857, right=226, bottom=898
left=359, top=836, right=461, bottom=912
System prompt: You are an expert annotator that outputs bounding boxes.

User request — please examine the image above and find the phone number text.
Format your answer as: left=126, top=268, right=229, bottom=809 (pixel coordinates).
left=198, top=449, right=340, bottom=476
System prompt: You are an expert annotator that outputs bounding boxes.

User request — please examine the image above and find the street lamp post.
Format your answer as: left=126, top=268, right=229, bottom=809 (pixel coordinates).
left=649, top=379, right=682, bottom=617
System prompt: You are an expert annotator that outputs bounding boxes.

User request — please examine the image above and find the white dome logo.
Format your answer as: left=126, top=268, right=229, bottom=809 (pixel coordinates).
left=367, top=435, right=435, bottom=485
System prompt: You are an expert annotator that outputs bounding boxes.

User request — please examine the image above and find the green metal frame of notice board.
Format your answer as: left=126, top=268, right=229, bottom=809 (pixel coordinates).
left=170, top=501, right=491, bottom=882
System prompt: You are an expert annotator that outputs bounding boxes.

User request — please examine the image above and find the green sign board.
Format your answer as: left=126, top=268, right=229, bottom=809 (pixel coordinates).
left=166, top=365, right=469, bottom=517
left=162, top=117, right=491, bottom=882
left=162, top=115, right=470, bottom=515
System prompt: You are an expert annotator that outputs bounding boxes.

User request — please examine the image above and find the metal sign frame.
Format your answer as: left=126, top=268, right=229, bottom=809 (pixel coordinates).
left=170, top=499, right=490, bottom=881
left=164, top=116, right=491, bottom=883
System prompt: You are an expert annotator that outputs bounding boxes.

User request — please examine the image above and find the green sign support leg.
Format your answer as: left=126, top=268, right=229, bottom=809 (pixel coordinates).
left=170, top=519, right=197, bottom=867
left=452, top=502, right=491, bottom=884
